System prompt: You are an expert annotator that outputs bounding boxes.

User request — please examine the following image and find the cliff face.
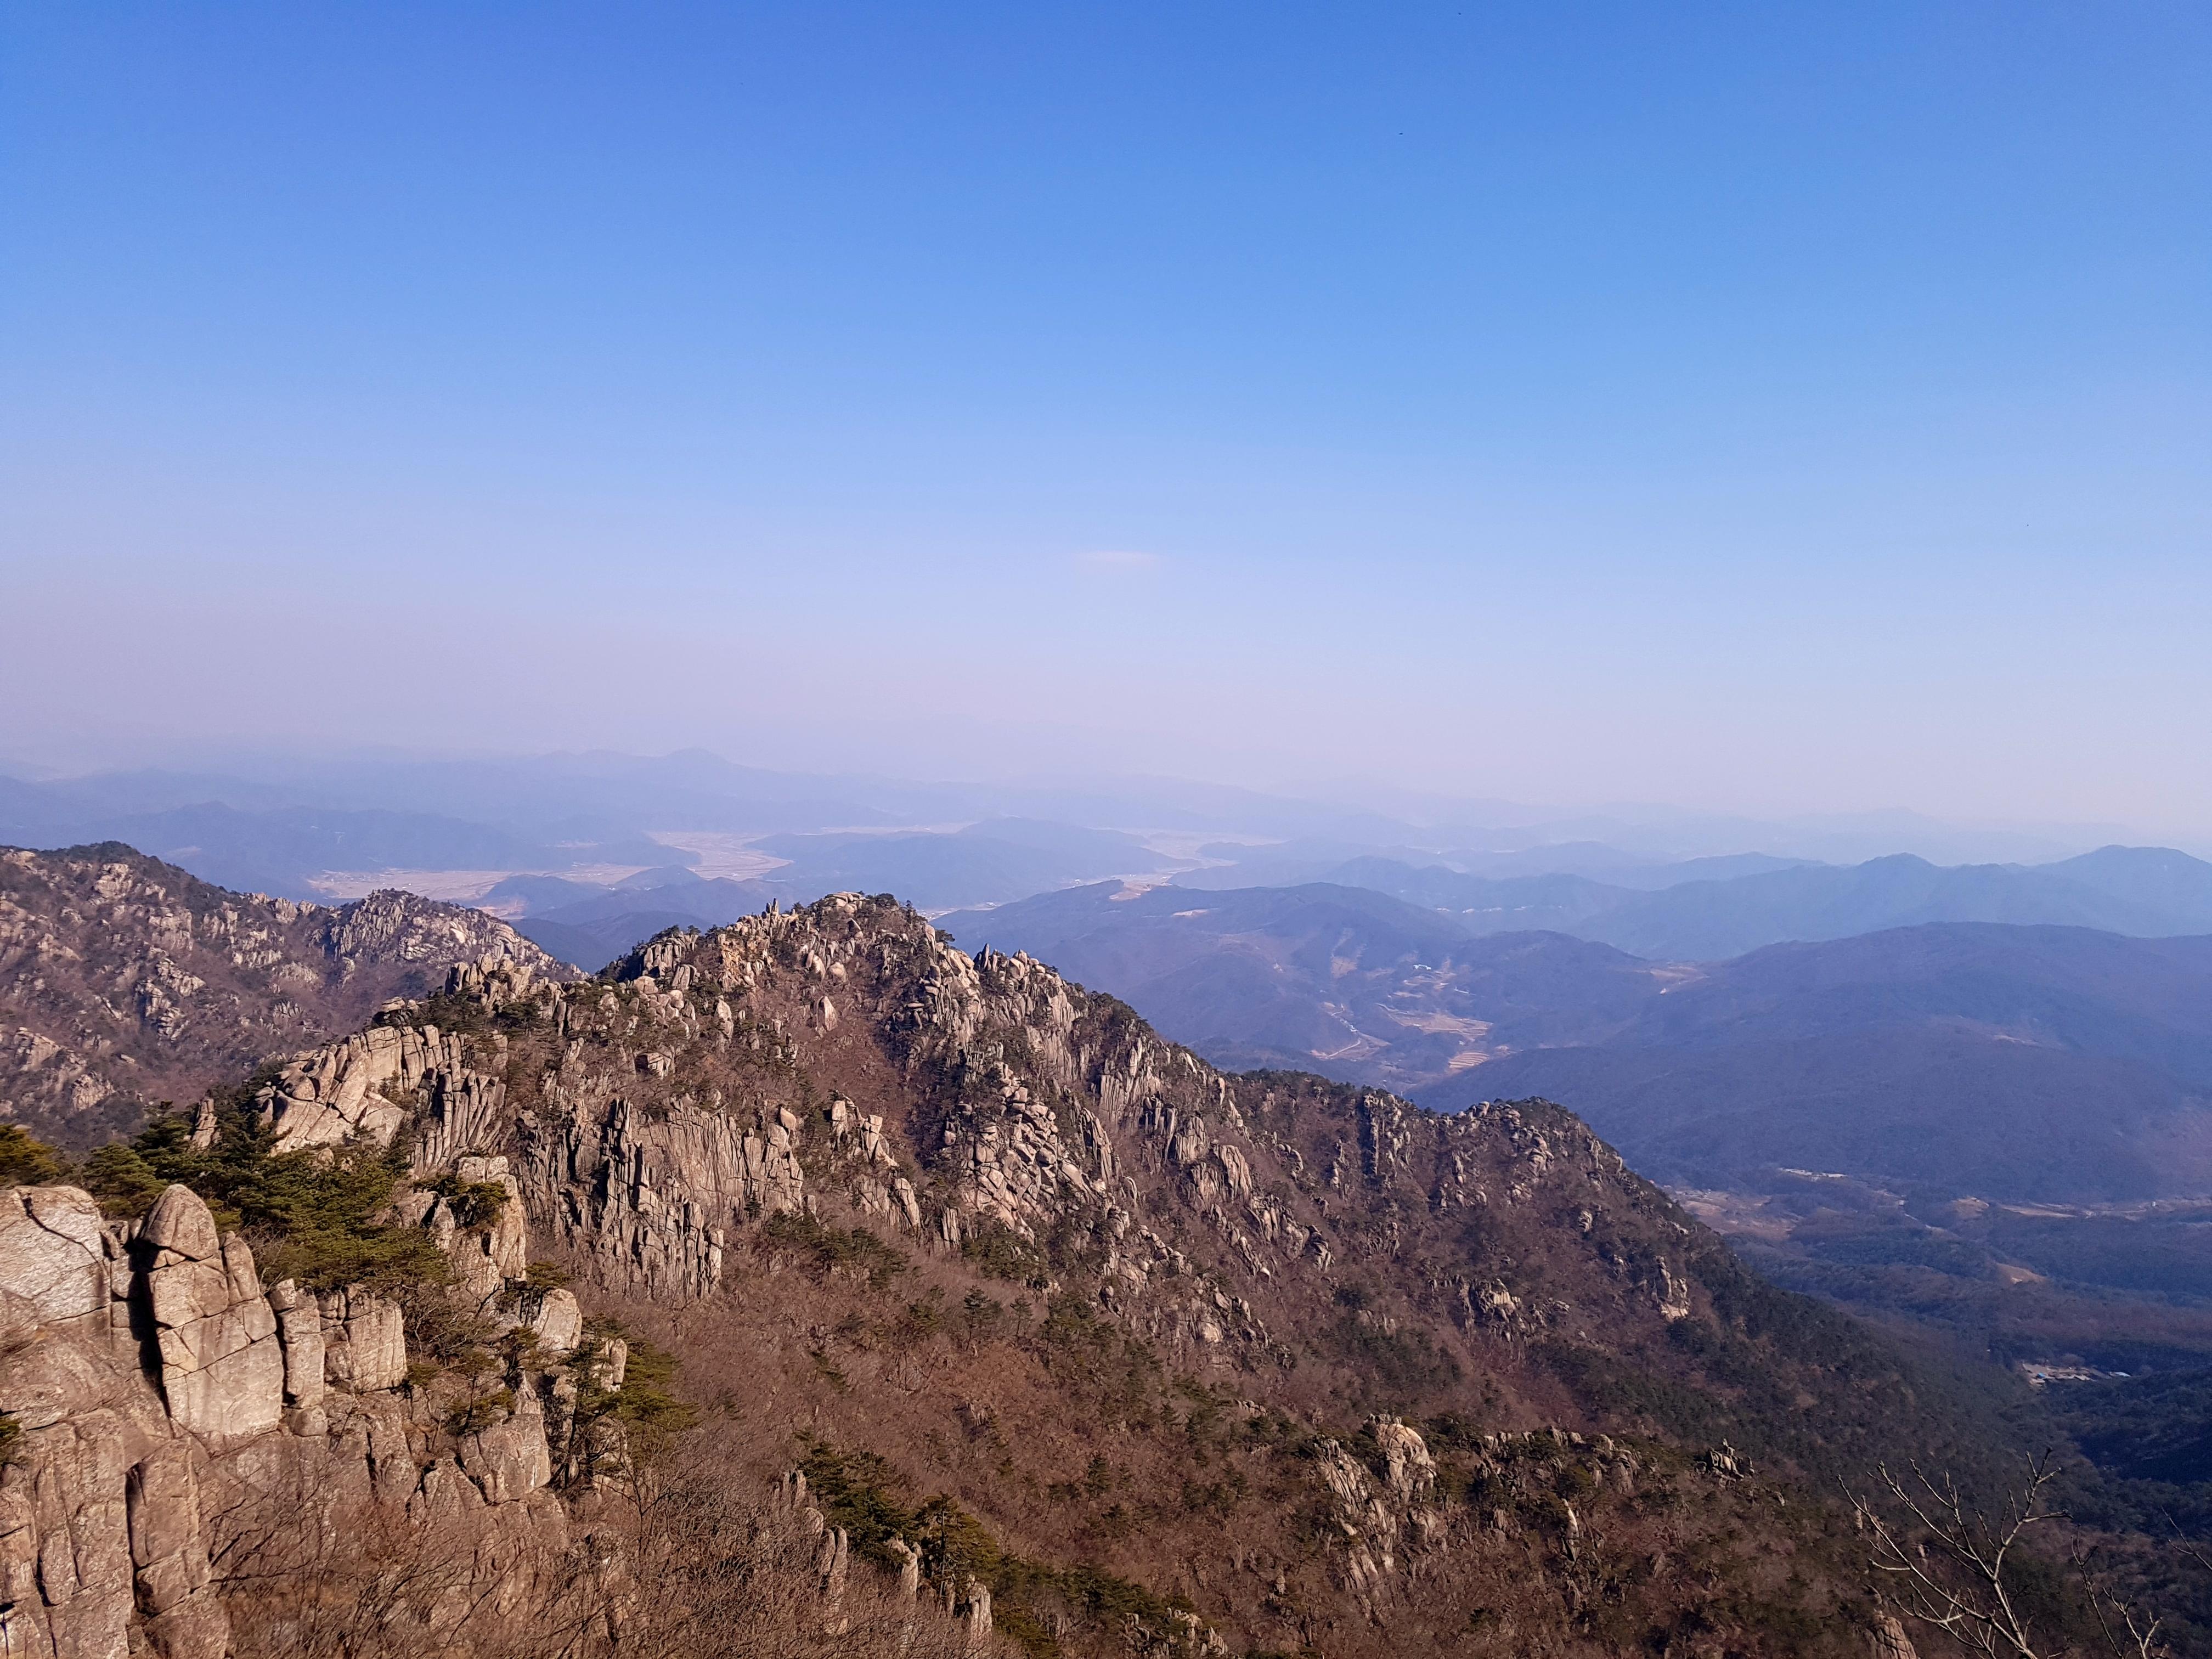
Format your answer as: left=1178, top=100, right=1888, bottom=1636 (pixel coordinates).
left=230, top=895, right=1975, bottom=1656
left=2, top=1162, right=1015, bottom=1659
left=0, top=1174, right=569, bottom=1659
left=0, top=844, right=568, bottom=1149
left=0, top=902, right=1018, bottom=1659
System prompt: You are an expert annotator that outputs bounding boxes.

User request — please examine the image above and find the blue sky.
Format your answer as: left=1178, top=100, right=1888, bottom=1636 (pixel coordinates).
left=3, top=3, right=2207, bottom=828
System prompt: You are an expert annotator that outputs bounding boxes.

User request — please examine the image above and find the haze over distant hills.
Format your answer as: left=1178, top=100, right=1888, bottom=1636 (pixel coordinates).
left=1325, top=845, right=2212, bottom=961
left=1479, top=924, right=2212, bottom=1203
left=0, top=780, right=675, bottom=898
left=748, top=818, right=1178, bottom=911
left=499, top=867, right=778, bottom=970
left=944, top=879, right=1662, bottom=1099
left=947, top=886, right=2212, bottom=1207
left=16, top=745, right=2212, bottom=1215
left=1, top=747, right=2187, bottom=902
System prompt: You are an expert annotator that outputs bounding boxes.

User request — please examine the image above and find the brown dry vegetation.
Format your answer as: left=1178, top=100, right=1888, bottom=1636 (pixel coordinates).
left=218, top=1424, right=1016, bottom=1659
left=437, top=896, right=2089, bottom=1655
left=593, top=1236, right=1903, bottom=1657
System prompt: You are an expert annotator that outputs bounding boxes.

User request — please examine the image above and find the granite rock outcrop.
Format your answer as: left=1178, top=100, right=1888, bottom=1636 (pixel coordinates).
left=0, top=1166, right=582, bottom=1659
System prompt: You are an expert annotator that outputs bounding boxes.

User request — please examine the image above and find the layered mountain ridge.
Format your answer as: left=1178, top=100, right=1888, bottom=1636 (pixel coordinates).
left=951, top=884, right=2212, bottom=1204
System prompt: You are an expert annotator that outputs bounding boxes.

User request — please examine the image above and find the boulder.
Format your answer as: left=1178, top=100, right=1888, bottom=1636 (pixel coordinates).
left=141, top=1182, right=221, bottom=1260
left=321, top=1290, right=408, bottom=1391
left=142, top=1189, right=284, bottom=1444
left=0, top=1184, right=109, bottom=1324
left=528, top=1287, right=583, bottom=1356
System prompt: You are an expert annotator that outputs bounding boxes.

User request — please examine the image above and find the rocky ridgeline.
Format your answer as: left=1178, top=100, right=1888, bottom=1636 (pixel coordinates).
left=224, top=896, right=1714, bottom=1381
left=424, top=896, right=1713, bottom=1369
left=0, top=844, right=568, bottom=1149
left=450, top=900, right=1309, bottom=1347
left=238, top=897, right=1804, bottom=1643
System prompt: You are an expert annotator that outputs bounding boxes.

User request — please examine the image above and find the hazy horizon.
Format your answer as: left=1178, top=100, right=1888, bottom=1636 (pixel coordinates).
left=5, top=5, right=2207, bottom=832
left=3, top=737, right=2202, bottom=865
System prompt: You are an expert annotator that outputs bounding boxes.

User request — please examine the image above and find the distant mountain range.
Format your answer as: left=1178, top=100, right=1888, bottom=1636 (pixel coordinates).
left=482, top=828, right=2212, bottom=982
left=1478, top=924, right=2212, bottom=1203
left=1176, top=841, right=1821, bottom=893
left=506, top=867, right=777, bottom=967
left=0, top=777, right=672, bottom=899
left=500, top=819, right=1181, bottom=969
left=748, top=817, right=1177, bottom=912
left=944, top=879, right=1658, bottom=1099
left=5, top=746, right=2190, bottom=903
left=1291, top=845, right=2212, bottom=961
left=947, top=880, right=2212, bottom=1205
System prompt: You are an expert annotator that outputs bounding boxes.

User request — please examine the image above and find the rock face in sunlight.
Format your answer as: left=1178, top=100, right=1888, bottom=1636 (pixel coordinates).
left=0, top=843, right=568, bottom=1149
left=0, top=1173, right=563, bottom=1659
left=0, top=882, right=2030, bottom=1658
left=487, top=898, right=1716, bottom=1364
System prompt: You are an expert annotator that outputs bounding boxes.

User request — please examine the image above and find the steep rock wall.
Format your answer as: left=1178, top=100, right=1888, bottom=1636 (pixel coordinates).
left=0, top=1175, right=568, bottom=1659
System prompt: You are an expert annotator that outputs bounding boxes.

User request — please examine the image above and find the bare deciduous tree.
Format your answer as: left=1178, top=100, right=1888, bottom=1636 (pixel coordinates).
left=1852, top=1454, right=2163, bottom=1659
left=217, top=1449, right=1013, bottom=1659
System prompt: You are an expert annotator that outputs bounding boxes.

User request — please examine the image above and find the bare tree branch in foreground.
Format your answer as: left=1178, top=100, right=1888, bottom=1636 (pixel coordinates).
left=1852, top=1453, right=2163, bottom=1659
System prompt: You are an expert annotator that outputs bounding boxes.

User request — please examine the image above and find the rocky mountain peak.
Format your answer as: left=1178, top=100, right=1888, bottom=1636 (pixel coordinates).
left=316, top=884, right=561, bottom=974
left=354, top=893, right=1869, bottom=1432
left=4, top=881, right=2033, bottom=1657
